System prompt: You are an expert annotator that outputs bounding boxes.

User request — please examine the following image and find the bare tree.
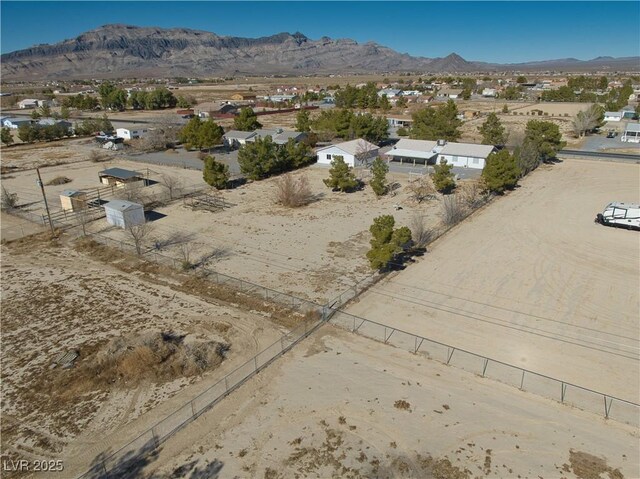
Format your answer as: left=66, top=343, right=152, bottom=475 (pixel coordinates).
left=572, top=105, right=602, bottom=138
left=142, top=114, right=181, bottom=151
left=458, top=179, right=490, bottom=210
left=179, top=241, right=194, bottom=270
left=75, top=205, right=92, bottom=236
left=160, top=174, right=183, bottom=200
left=1, top=186, right=18, bottom=210
left=117, top=183, right=146, bottom=205
left=354, top=140, right=377, bottom=167
left=440, top=194, right=466, bottom=226
left=274, top=174, right=313, bottom=207
left=407, top=175, right=437, bottom=203
left=410, top=213, right=436, bottom=248
left=127, top=222, right=154, bottom=256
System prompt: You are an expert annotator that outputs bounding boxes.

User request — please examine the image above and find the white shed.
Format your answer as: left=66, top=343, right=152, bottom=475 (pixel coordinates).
left=116, top=128, right=148, bottom=140
left=103, top=200, right=145, bottom=229
left=316, top=139, right=379, bottom=167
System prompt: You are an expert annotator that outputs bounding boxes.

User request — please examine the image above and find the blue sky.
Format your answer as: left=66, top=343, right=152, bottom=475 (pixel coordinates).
left=1, top=1, right=639, bottom=62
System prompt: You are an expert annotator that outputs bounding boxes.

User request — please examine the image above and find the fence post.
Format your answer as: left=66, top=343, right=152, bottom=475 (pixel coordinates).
left=224, top=377, right=229, bottom=392
left=151, top=427, right=160, bottom=448
left=191, top=400, right=196, bottom=418
left=100, top=461, right=108, bottom=476
left=519, top=370, right=526, bottom=390
left=254, top=356, right=258, bottom=372
left=561, top=382, right=567, bottom=403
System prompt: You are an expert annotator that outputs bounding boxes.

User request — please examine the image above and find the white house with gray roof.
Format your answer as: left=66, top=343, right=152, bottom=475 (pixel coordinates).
left=621, top=123, right=640, bottom=143
left=316, top=139, right=379, bottom=167
left=385, top=138, right=496, bottom=169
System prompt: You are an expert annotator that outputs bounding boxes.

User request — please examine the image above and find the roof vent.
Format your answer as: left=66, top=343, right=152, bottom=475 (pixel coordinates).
left=437, top=139, right=447, bottom=146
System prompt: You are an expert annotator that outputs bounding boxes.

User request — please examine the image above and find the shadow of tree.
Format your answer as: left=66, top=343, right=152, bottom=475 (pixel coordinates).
left=84, top=437, right=158, bottom=478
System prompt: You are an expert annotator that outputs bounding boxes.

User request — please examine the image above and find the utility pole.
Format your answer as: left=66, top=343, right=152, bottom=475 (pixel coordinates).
left=36, top=168, right=55, bottom=235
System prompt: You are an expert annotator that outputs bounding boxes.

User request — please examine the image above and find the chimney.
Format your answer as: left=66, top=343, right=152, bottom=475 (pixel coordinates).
left=437, top=139, right=447, bottom=146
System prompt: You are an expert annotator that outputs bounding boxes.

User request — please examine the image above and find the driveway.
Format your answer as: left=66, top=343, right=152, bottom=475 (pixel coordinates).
left=125, top=146, right=242, bottom=175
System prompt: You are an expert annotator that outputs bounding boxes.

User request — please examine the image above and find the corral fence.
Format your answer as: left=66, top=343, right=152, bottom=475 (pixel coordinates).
left=78, top=309, right=326, bottom=479
left=328, top=308, right=640, bottom=428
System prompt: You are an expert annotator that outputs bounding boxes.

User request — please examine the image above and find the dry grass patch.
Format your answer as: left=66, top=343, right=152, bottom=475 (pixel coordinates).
left=45, top=176, right=72, bottom=186
left=273, top=174, right=314, bottom=208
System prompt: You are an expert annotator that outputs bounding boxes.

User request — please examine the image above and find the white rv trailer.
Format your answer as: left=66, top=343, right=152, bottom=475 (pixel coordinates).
left=595, top=202, right=640, bottom=230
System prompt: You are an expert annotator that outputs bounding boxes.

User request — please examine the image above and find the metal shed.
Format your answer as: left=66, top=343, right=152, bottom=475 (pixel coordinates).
left=103, top=200, right=145, bottom=229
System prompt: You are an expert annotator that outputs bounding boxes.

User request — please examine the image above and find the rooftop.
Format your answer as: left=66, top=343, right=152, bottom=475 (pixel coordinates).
left=104, top=200, right=143, bottom=212
left=98, top=167, right=143, bottom=180
left=317, top=138, right=379, bottom=156
left=624, top=123, right=640, bottom=133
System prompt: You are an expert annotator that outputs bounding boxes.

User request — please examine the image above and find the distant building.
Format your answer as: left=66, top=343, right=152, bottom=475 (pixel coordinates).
left=223, top=130, right=257, bottom=148
left=482, top=88, right=497, bottom=97
left=18, top=99, right=39, bottom=109
left=377, top=89, right=403, bottom=98
left=247, top=128, right=307, bottom=145
left=231, top=93, right=257, bottom=102
left=316, top=138, right=379, bottom=168
left=621, top=123, right=640, bottom=143
left=604, top=111, right=623, bottom=122
left=437, top=89, right=463, bottom=99
left=116, top=128, right=148, bottom=140
left=2, top=118, right=32, bottom=129
left=197, top=102, right=238, bottom=118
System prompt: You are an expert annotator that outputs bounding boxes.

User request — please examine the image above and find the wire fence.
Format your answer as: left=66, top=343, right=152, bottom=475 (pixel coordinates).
left=78, top=310, right=327, bottom=479
left=327, top=308, right=640, bottom=428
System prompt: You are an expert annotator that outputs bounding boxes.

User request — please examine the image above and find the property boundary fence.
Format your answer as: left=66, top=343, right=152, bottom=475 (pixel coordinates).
left=328, top=308, right=640, bottom=428
left=78, top=310, right=326, bottom=479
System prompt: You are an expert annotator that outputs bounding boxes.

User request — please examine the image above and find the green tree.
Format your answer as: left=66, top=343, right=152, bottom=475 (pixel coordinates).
left=203, top=155, right=230, bottom=189
left=238, top=136, right=277, bottom=180
left=478, top=112, right=508, bottom=145
left=179, top=116, right=203, bottom=150
left=500, top=86, right=523, bottom=100
left=1, top=127, right=14, bottom=146
left=379, top=94, right=391, bottom=112
left=295, top=109, right=311, bottom=132
left=431, top=159, right=456, bottom=194
left=323, top=156, right=358, bottom=192
left=411, top=100, right=461, bottom=141
left=461, top=88, right=472, bottom=100
left=369, top=157, right=389, bottom=197
left=516, top=76, right=527, bottom=84
left=396, top=96, right=408, bottom=108
left=30, top=109, right=41, bottom=120
left=17, top=124, right=39, bottom=143
left=233, top=107, right=262, bottom=131
left=366, top=215, right=412, bottom=270
left=39, top=103, right=52, bottom=118
left=199, top=119, right=224, bottom=151
left=501, top=104, right=509, bottom=113
left=481, top=149, right=520, bottom=193
left=60, top=105, right=70, bottom=120
left=523, top=120, right=566, bottom=163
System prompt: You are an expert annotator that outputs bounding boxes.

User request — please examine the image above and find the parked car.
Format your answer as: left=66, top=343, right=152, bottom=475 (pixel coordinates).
left=606, top=130, right=616, bottom=138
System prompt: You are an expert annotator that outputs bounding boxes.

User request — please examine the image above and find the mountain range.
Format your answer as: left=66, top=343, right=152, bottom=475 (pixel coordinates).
left=1, top=24, right=638, bottom=80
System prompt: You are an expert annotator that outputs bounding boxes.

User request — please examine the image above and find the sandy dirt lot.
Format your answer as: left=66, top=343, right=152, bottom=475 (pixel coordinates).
left=136, top=326, right=639, bottom=479
left=83, top=165, right=445, bottom=303
left=0, top=236, right=287, bottom=474
left=346, top=158, right=640, bottom=402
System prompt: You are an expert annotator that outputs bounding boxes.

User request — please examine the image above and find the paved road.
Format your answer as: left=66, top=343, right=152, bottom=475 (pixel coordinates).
left=559, top=149, right=640, bottom=162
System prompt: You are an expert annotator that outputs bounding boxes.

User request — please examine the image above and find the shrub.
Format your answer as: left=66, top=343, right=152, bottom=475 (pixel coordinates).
left=274, top=174, right=313, bottom=208
left=45, top=176, right=72, bottom=186
left=431, top=159, right=456, bottom=194
left=440, top=195, right=466, bottom=226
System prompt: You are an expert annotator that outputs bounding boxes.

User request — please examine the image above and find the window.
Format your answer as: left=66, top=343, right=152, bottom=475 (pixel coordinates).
left=326, top=154, right=332, bottom=160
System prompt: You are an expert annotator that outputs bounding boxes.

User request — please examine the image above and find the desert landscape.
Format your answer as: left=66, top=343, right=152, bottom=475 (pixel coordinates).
left=346, top=158, right=640, bottom=401
left=116, top=326, right=640, bottom=479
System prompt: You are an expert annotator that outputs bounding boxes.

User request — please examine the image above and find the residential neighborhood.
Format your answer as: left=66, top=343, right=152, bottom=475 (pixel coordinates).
left=0, top=4, right=639, bottom=479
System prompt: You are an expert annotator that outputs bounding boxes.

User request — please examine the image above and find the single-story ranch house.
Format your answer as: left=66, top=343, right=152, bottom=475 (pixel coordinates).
left=385, top=138, right=496, bottom=169
left=316, top=139, right=379, bottom=168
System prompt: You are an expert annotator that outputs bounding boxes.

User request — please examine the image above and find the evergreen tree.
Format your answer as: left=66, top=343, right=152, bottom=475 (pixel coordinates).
left=379, top=94, right=391, bottom=112
left=481, top=150, right=520, bottom=193
left=323, top=156, right=358, bottom=192
left=523, top=120, right=566, bottom=162
left=431, top=159, right=456, bottom=194
left=1, top=127, right=14, bottom=146
left=366, top=215, right=412, bottom=270
left=179, top=116, right=203, bottom=150
left=199, top=119, right=224, bottom=151
left=60, top=105, right=70, bottom=120
left=478, top=112, right=508, bottom=145
left=411, top=100, right=461, bottom=141
left=295, top=109, right=311, bottom=132
left=238, top=136, right=277, bottom=180
left=369, top=157, right=389, bottom=197
left=202, top=155, right=230, bottom=189
left=233, top=107, right=262, bottom=131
